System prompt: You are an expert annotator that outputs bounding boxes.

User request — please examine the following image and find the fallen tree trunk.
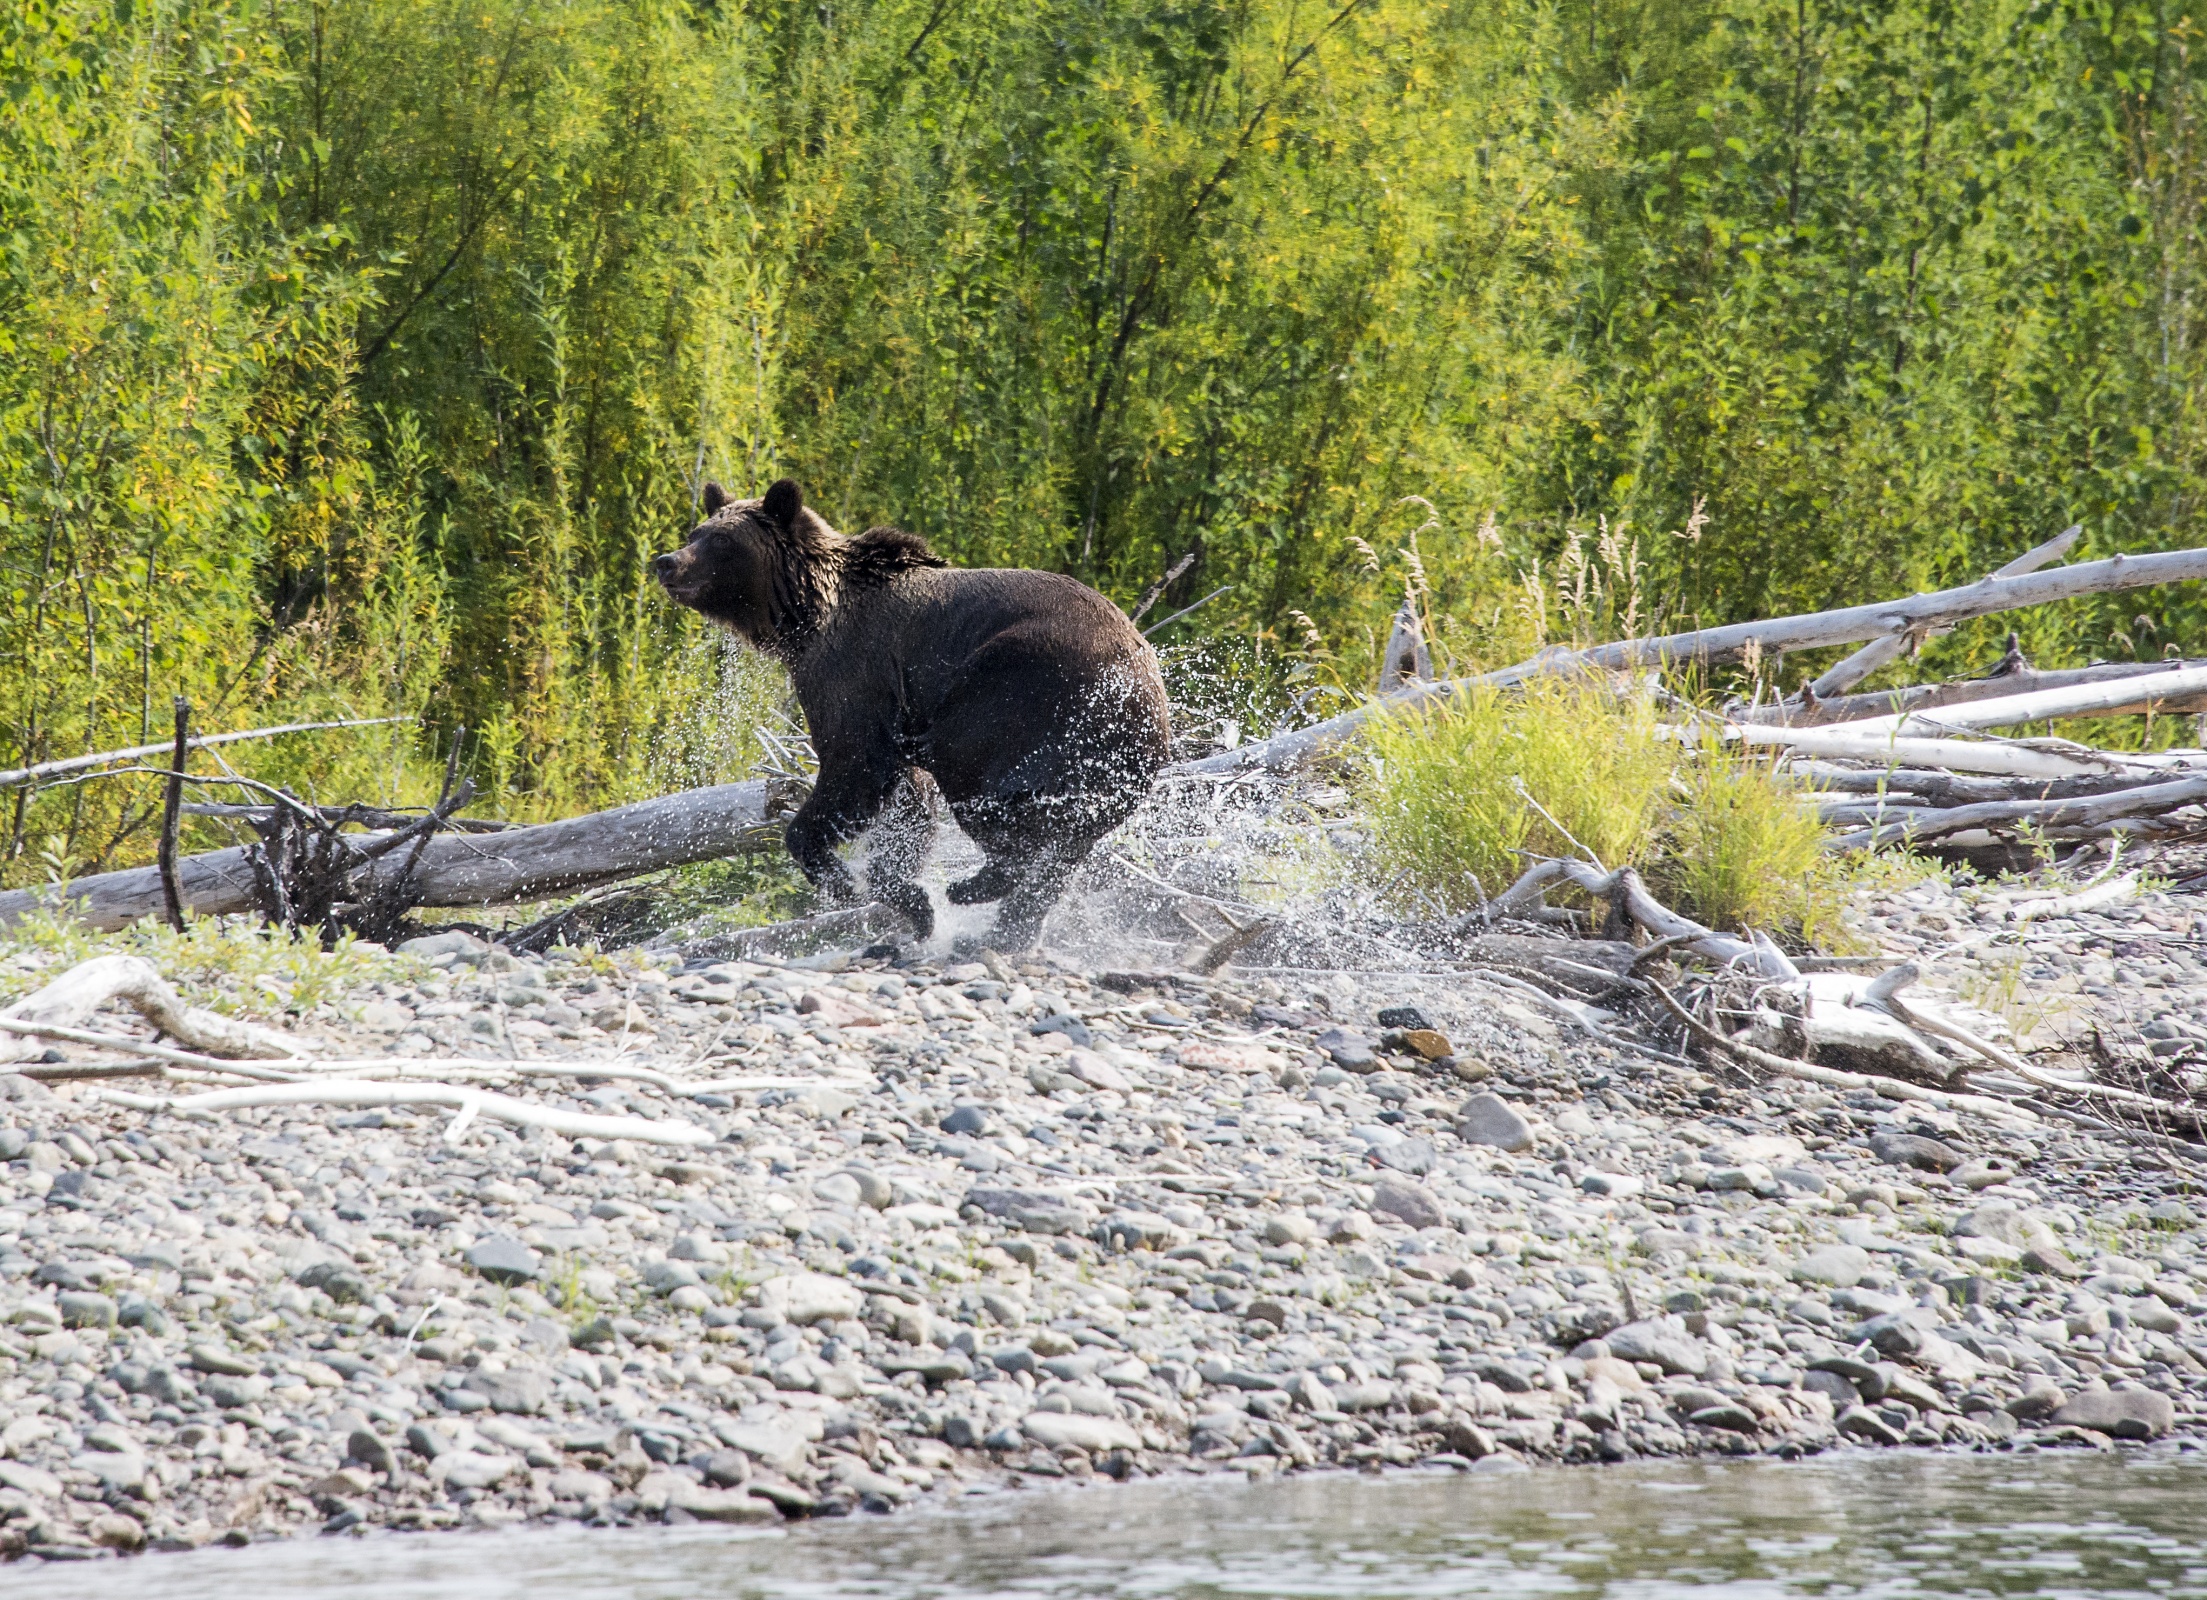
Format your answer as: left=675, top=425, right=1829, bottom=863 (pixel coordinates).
left=1789, top=763, right=2167, bottom=803
left=1173, top=542, right=2207, bottom=777
left=1744, top=657, right=2207, bottom=728
left=1847, top=660, right=2207, bottom=736
left=1728, top=725, right=2120, bottom=777
left=0, top=778, right=794, bottom=932
left=1829, top=773, right=2207, bottom=850
left=1802, top=525, right=2080, bottom=701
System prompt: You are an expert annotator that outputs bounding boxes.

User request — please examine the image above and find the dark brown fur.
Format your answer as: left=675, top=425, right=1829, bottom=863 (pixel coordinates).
left=653, top=478, right=1169, bottom=949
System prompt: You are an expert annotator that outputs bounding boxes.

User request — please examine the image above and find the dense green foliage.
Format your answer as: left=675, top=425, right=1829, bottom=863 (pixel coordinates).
left=2, top=0, right=2201, bottom=881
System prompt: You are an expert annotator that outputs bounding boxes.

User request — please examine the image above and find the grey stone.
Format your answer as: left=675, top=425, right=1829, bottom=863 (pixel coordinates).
left=397, top=930, right=489, bottom=960
left=1374, top=1138, right=1438, bottom=1176
left=1030, top=1013, right=1092, bottom=1048
left=1688, top=1403, right=1759, bottom=1433
left=1801, top=1369, right=1858, bottom=1406
left=1314, top=1028, right=1378, bottom=1071
left=346, top=1429, right=397, bottom=1475
left=939, top=1104, right=991, bottom=1136
left=1838, top=1406, right=1906, bottom=1446
left=57, top=1291, right=115, bottom=1329
left=1604, top=1320, right=1710, bottom=1377
left=439, top=1451, right=519, bottom=1490
left=643, top=1260, right=702, bottom=1295
left=2051, top=1383, right=2174, bottom=1440
left=1455, top=1093, right=1533, bottom=1152
left=465, top=1234, right=541, bottom=1284
left=205, top=1374, right=269, bottom=1408
left=1807, top=1355, right=1887, bottom=1401
left=142, top=1364, right=195, bottom=1405
left=2023, top=1243, right=2084, bottom=1279
left=1369, top=1178, right=1445, bottom=1230
left=466, top=1366, right=553, bottom=1414
left=1869, top=1133, right=1965, bottom=1173
left=1791, top=1245, right=1871, bottom=1287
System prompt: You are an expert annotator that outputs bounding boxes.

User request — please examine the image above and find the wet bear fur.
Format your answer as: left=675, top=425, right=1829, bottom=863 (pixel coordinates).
left=652, top=478, right=1170, bottom=949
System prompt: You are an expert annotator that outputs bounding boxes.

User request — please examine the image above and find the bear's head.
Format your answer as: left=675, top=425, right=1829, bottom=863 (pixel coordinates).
left=653, top=477, right=834, bottom=650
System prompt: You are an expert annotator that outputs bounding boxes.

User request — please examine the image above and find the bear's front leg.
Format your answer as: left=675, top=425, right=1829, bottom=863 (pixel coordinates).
left=782, top=757, right=897, bottom=908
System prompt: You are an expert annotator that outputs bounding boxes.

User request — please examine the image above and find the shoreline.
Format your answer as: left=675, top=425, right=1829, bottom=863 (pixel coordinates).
left=2, top=870, right=2205, bottom=1560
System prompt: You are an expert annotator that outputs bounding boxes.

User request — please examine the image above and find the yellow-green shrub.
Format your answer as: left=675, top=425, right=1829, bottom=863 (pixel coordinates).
left=1357, top=679, right=1674, bottom=908
left=1356, top=683, right=1874, bottom=942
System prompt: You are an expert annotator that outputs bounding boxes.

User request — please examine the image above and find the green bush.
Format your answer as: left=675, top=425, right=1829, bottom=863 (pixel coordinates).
left=1357, top=684, right=1873, bottom=943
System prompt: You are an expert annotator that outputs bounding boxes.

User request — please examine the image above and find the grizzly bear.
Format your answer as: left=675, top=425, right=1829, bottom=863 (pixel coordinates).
left=653, top=478, right=1170, bottom=950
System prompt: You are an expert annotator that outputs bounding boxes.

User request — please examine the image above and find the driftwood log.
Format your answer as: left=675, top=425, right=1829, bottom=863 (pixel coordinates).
left=1800, top=526, right=2079, bottom=700
left=0, top=778, right=798, bottom=932
left=1828, top=773, right=2207, bottom=850
left=1176, top=541, right=2207, bottom=778
left=1745, top=657, right=2207, bottom=727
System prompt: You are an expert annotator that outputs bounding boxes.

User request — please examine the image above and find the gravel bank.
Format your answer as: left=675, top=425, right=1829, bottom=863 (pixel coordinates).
left=2, top=870, right=2205, bottom=1562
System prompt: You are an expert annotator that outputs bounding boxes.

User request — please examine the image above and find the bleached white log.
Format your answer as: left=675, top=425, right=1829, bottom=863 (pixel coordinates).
left=159, top=1079, right=715, bottom=1146
left=1727, top=724, right=2111, bottom=776
left=0, top=717, right=403, bottom=791
left=1375, top=605, right=1430, bottom=694
left=1847, top=662, right=2207, bottom=736
left=0, top=955, right=301, bottom=1063
left=1751, top=657, right=2207, bottom=728
left=1645, top=980, right=2038, bottom=1127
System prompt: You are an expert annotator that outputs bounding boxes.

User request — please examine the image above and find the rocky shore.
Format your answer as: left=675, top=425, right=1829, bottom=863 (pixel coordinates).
left=2, top=862, right=2205, bottom=1562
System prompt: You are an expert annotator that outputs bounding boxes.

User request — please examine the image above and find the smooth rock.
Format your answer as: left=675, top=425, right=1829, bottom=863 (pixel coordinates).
left=1369, top=1178, right=1445, bottom=1230
left=1869, top=1133, right=1965, bottom=1174
left=465, top=1235, right=541, bottom=1284
left=1314, top=1028, right=1378, bottom=1071
left=1791, top=1245, right=1872, bottom=1288
left=437, top=1451, right=520, bottom=1490
left=1021, top=1412, right=1141, bottom=1454
left=1455, top=1093, right=1533, bottom=1152
left=465, top=1367, right=551, bottom=1414
left=2051, top=1383, right=2174, bottom=1440
left=1604, top=1320, right=1710, bottom=1377
left=755, top=1271, right=863, bottom=1325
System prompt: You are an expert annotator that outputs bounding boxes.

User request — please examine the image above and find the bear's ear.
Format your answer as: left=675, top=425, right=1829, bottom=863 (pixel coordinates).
left=701, top=480, right=729, bottom=517
left=761, top=477, right=803, bottom=530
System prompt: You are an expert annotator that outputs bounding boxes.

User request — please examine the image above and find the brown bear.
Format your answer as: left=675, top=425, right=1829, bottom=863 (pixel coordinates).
left=653, top=478, right=1170, bottom=950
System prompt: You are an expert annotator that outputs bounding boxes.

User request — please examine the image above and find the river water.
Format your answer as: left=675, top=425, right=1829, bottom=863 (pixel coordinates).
left=7, top=1450, right=2205, bottom=1598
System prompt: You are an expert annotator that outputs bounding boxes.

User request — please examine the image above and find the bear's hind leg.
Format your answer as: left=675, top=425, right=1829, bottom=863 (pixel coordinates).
left=984, top=841, right=1093, bottom=952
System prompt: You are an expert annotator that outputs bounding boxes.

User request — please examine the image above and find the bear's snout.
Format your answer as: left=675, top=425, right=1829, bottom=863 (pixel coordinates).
left=651, top=551, right=683, bottom=582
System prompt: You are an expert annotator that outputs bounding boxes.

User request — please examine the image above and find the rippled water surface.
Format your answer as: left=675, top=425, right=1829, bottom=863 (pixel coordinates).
left=9, top=1451, right=2207, bottom=1599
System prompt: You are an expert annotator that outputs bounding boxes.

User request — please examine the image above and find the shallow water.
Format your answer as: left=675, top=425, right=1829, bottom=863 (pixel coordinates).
left=10, top=1450, right=2207, bottom=1599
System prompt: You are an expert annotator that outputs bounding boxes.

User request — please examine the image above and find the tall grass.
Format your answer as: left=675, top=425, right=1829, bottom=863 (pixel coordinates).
left=1357, top=682, right=1876, bottom=943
